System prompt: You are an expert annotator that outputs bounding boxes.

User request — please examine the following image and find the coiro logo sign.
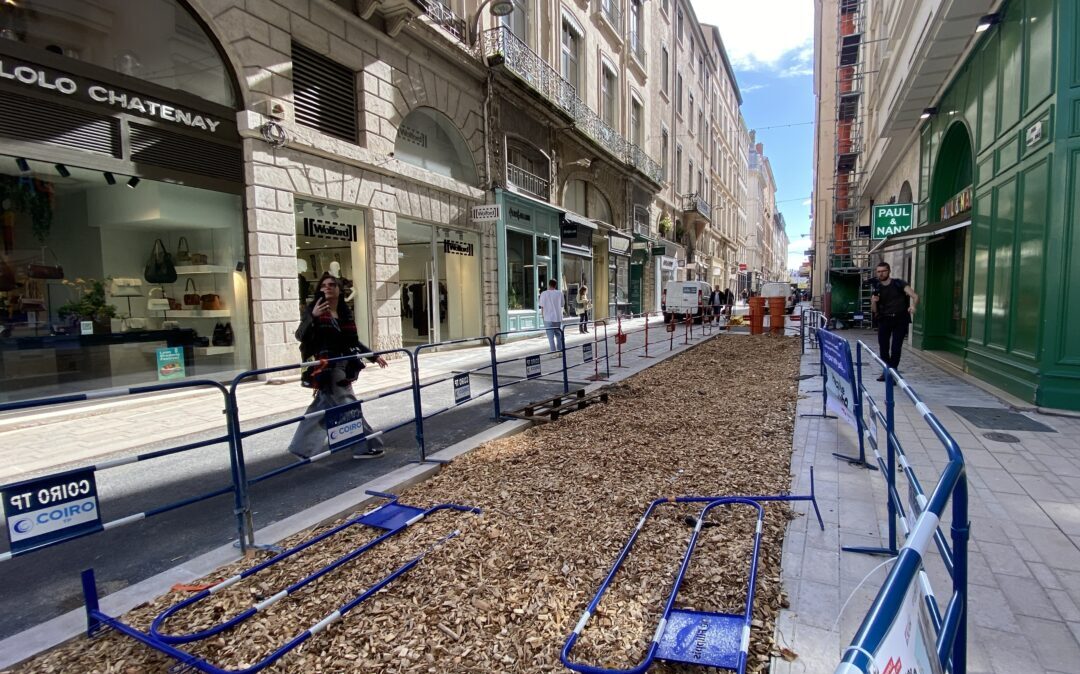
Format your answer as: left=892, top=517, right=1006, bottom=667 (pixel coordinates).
left=3, top=469, right=102, bottom=555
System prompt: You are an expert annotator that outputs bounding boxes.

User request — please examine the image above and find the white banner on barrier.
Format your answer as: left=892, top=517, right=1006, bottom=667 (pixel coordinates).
left=872, top=581, right=943, bottom=674
left=818, top=329, right=858, bottom=432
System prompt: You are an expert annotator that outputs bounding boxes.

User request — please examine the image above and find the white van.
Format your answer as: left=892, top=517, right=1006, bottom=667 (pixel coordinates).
left=661, top=281, right=712, bottom=323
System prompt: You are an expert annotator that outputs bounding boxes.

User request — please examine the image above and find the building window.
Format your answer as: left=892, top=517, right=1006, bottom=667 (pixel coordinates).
left=561, top=18, right=582, bottom=93
left=698, top=108, right=704, bottom=142
left=630, top=0, right=644, bottom=59
left=661, top=127, right=670, bottom=180
left=662, top=0, right=669, bottom=13
left=698, top=169, right=704, bottom=196
left=677, top=9, right=683, bottom=42
left=500, top=0, right=529, bottom=42
left=601, top=62, right=618, bottom=127
left=689, top=159, right=694, bottom=191
left=661, top=46, right=670, bottom=93
left=689, top=37, right=695, bottom=67
left=676, top=72, right=683, bottom=116
left=688, top=93, right=695, bottom=133
left=676, top=145, right=682, bottom=191
left=698, top=55, right=704, bottom=80
left=630, top=96, right=643, bottom=146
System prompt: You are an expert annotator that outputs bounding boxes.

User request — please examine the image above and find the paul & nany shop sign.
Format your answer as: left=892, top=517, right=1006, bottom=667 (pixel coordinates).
left=0, top=57, right=223, bottom=133
left=303, top=217, right=358, bottom=242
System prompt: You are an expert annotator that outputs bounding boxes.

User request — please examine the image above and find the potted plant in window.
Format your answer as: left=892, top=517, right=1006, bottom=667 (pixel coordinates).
left=57, top=278, right=117, bottom=334
left=658, top=215, right=672, bottom=239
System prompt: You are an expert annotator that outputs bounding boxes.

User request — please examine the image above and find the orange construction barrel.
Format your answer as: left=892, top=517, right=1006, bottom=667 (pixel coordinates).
left=769, top=297, right=786, bottom=335
left=748, top=296, right=766, bottom=335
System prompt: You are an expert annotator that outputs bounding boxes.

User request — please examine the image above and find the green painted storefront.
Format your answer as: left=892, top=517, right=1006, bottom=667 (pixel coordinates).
left=912, top=0, right=1080, bottom=410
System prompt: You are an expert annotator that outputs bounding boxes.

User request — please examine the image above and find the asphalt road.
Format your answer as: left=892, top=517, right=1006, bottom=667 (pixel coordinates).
left=0, top=370, right=569, bottom=639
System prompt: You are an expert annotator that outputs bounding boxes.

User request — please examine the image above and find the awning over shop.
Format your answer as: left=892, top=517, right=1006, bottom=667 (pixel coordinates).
left=868, top=214, right=972, bottom=254
left=608, top=231, right=633, bottom=257
left=560, top=211, right=597, bottom=233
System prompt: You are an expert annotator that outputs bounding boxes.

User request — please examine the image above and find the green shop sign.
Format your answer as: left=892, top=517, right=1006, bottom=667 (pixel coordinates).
left=872, top=204, right=915, bottom=239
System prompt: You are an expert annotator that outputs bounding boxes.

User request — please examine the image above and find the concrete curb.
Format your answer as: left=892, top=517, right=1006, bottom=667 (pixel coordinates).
left=0, top=328, right=727, bottom=670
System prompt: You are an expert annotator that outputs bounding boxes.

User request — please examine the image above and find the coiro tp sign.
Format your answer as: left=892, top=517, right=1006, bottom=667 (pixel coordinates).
left=872, top=204, right=915, bottom=239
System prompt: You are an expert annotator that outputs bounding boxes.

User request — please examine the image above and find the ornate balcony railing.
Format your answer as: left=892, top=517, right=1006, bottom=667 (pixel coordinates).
left=507, top=162, right=550, bottom=200
left=629, top=36, right=646, bottom=67
left=418, top=0, right=466, bottom=42
left=683, top=193, right=712, bottom=221
left=481, top=26, right=662, bottom=186
left=600, top=0, right=623, bottom=31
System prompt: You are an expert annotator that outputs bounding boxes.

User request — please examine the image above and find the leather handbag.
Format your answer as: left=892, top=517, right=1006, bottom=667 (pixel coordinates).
left=109, top=278, right=143, bottom=298
left=27, top=247, right=64, bottom=279
left=121, top=317, right=147, bottom=331
left=212, top=322, right=234, bottom=347
left=190, top=252, right=209, bottom=265
left=162, top=320, right=181, bottom=330
left=144, top=239, right=177, bottom=284
left=147, top=286, right=172, bottom=311
left=201, top=293, right=224, bottom=311
left=176, top=236, right=191, bottom=264
left=183, top=279, right=200, bottom=306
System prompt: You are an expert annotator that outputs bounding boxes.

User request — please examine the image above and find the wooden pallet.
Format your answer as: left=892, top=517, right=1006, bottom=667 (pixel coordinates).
left=504, top=388, right=610, bottom=423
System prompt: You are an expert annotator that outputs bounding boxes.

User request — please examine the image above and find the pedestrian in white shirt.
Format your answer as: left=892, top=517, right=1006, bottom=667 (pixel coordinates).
left=538, top=279, right=565, bottom=352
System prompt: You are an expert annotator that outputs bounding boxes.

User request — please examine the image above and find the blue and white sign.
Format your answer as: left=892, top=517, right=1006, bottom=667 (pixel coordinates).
left=818, top=329, right=858, bottom=431
left=866, top=581, right=942, bottom=674
left=453, top=373, right=471, bottom=404
left=582, top=342, right=593, bottom=363
left=325, top=400, right=366, bottom=449
left=525, top=355, right=541, bottom=379
left=3, top=469, right=102, bottom=556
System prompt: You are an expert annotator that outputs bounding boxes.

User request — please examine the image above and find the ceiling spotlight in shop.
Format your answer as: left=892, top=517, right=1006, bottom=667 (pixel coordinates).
left=127, top=176, right=141, bottom=189
left=976, top=13, right=1000, bottom=33
left=15, top=157, right=30, bottom=172
left=920, top=107, right=937, bottom=120
left=104, top=172, right=116, bottom=185
left=329, top=208, right=339, bottom=219
left=315, top=205, right=325, bottom=217
left=55, top=163, right=71, bottom=177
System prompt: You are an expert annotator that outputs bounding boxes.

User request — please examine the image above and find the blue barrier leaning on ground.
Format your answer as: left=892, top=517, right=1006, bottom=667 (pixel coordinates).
left=833, top=340, right=969, bottom=674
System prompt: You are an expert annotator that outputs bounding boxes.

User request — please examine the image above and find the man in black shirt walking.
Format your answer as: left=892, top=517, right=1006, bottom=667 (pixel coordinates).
left=871, top=262, right=919, bottom=381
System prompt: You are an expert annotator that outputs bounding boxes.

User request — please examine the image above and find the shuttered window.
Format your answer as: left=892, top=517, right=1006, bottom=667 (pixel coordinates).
left=292, top=42, right=357, bottom=142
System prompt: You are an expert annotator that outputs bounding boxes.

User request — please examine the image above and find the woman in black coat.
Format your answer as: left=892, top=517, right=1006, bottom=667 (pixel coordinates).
left=287, top=273, right=387, bottom=460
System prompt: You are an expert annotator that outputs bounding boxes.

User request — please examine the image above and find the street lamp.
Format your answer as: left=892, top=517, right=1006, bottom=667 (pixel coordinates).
left=470, top=0, right=514, bottom=47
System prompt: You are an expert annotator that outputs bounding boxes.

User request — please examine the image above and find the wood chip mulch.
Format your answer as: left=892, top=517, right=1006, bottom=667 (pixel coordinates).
left=12, top=334, right=803, bottom=674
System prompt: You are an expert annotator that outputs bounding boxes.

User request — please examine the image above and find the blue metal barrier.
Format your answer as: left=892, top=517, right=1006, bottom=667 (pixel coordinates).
left=0, top=380, right=241, bottom=562
left=490, top=328, right=570, bottom=415
left=834, top=340, right=968, bottom=674
left=412, top=336, right=497, bottom=458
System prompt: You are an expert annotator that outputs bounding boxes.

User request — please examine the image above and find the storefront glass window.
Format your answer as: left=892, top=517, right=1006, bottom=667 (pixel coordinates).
left=561, top=254, right=592, bottom=316
left=0, top=156, right=248, bottom=402
left=2, top=0, right=237, bottom=107
left=295, top=200, right=370, bottom=347
left=396, top=219, right=481, bottom=345
left=506, top=229, right=534, bottom=311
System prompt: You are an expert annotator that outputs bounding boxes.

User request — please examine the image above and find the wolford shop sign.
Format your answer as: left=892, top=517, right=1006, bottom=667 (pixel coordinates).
left=0, top=57, right=223, bottom=133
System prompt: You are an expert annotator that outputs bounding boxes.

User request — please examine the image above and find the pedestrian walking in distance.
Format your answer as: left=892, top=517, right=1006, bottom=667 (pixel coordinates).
left=288, top=273, right=388, bottom=460
left=577, top=285, right=591, bottom=333
left=539, top=278, right=565, bottom=352
left=871, top=261, right=918, bottom=382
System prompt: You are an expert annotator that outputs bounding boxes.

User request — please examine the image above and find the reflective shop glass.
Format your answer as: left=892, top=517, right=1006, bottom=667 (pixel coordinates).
left=0, top=156, right=249, bottom=402
left=1, top=0, right=237, bottom=107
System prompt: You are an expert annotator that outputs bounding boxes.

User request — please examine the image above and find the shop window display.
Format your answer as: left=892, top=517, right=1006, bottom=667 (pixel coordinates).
left=397, top=220, right=481, bottom=346
left=0, top=157, right=249, bottom=402
left=295, top=200, right=371, bottom=347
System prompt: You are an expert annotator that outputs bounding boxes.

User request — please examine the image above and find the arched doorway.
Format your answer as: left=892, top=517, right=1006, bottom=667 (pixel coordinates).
left=924, top=122, right=974, bottom=353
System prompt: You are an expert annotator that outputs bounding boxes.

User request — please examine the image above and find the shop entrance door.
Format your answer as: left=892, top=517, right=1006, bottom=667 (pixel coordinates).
left=398, top=220, right=482, bottom=346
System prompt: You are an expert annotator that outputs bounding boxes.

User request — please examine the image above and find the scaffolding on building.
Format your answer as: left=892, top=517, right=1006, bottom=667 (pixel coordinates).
left=830, top=0, right=873, bottom=328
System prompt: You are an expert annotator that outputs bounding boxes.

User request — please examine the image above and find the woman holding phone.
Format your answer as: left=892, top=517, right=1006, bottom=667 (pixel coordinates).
left=287, top=273, right=387, bottom=460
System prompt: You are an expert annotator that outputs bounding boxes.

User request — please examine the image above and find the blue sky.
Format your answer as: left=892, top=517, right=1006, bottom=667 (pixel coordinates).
left=694, top=1, right=815, bottom=272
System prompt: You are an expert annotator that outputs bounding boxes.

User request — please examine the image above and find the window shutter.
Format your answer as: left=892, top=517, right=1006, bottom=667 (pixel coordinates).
left=291, top=42, right=357, bottom=142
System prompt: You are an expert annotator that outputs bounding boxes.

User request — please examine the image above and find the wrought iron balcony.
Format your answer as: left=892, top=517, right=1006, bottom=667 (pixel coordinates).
left=682, top=193, right=712, bottom=222
left=600, top=0, right=623, bottom=31
left=418, top=0, right=466, bottom=42
left=629, top=36, right=646, bottom=68
left=481, top=26, right=662, bottom=186
left=507, top=162, right=550, bottom=200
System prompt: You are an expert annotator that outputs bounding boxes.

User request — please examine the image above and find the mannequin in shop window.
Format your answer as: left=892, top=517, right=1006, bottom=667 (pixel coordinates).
left=404, top=281, right=448, bottom=337
left=287, top=273, right=387, bottom=460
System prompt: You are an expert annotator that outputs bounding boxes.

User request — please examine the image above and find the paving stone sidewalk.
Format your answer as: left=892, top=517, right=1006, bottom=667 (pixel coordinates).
left=774, top=332, right=1080, bottom=674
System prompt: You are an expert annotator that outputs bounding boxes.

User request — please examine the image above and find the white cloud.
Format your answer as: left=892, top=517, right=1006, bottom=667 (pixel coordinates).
left=741, top=83, right=769, bottom=93
left=694, top=1, right=815, bottom=73
left=801, top=198, right=812, bottom=206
